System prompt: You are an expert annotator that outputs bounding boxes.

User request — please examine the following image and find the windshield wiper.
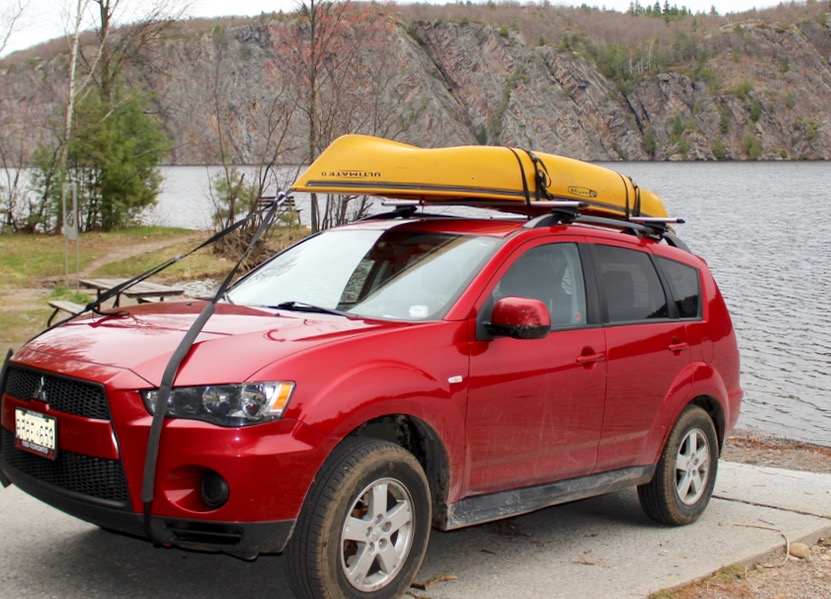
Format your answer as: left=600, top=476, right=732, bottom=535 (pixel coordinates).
left=269, top=301, right=345, bottom=316
left=219, top=291, right=235, bottom=305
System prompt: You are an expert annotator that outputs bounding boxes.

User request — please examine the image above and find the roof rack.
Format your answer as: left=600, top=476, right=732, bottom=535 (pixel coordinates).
left=359, top=204, right=419, bottom=220
left=359, top=202, right=465, bottom=221
left=358, top=200, right=691, bottom=252
left=521, top=201, right=585, bottom=228
left=525, top=209, right=690, bottom=251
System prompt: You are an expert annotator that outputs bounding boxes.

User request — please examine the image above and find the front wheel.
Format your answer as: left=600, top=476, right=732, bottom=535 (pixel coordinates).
left=287, top=437, right=431, bottom=599
left=638, top=405, right=719, bottom=525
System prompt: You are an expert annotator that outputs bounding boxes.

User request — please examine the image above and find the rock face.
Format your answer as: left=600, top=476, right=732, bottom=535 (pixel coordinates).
left=2, top=7, right=831, bottom=164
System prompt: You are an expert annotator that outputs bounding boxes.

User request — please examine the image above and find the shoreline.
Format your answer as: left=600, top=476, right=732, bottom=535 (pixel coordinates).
left=660, top=432, right=831, bottom=599
left=722, top=429, right=831, bottom=474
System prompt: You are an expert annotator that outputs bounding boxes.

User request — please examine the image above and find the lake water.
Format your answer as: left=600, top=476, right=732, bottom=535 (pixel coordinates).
left=147, top=163, right=831, bottom=447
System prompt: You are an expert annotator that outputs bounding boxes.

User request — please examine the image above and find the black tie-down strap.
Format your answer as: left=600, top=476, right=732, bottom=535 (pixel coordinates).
left=523, top=149, right=556, bottom=202
left=0, top=348, right=12, bottom=487
left=141, top=195, right=282, bottom=540
left=508, top=147, right=559, bottom=208
left=34, top=195, right=290, bottom=337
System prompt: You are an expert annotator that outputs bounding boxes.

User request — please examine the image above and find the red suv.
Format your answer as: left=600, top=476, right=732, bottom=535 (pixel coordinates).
left=1, top=207, right=741, bottom=598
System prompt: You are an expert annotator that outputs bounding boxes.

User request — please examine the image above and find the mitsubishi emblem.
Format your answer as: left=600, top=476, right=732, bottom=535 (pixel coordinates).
left=32, top=376, right=48, bottom=402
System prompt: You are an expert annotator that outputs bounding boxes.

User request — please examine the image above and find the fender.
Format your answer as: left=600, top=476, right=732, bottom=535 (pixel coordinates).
left=248, top=319, right=472, bottom=503
left=299, top=359, right=467, bottom=502
left=643, top=360, right=730, bottom=465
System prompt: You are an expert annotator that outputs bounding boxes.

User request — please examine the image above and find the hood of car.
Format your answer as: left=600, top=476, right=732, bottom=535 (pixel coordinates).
left=22, top=301, right=405, bottom=386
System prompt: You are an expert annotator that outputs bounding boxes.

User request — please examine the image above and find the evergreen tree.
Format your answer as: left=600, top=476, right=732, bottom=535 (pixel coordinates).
left=28, top=0, right=178, bottom=233
left=35, top=84, right=170, bottom=232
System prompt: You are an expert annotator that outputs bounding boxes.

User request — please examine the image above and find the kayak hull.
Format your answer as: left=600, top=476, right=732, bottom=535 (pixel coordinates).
left=291, top=135, right=668, bottom=218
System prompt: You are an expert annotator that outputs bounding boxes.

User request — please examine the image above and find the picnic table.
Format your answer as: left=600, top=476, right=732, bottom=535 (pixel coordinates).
left=47, top=279, right=186, bottom=325
left=79, top=278, right=186, bottom=307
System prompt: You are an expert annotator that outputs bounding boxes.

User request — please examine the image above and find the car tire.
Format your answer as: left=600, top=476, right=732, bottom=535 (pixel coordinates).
left=638, top=405, right=718, bottom=526
left=286, top=437, right=431, bottom=599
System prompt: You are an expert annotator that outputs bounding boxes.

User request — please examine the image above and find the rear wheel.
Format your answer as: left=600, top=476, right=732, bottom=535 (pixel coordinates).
left=287, top=437, right=431, bottom=599
left=638, top=405, right=718, bottom=525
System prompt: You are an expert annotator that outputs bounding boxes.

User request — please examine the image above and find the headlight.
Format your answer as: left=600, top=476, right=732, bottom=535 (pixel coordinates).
left=141, top=382, right=295, bottom=427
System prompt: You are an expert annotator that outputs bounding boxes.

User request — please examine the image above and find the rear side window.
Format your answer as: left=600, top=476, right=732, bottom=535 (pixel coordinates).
left=657, top=257, right=701, bottom=318
left=594, top=245, right=668, bottom=323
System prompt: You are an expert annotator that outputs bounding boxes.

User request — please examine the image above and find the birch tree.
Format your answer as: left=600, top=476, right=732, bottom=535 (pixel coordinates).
left=0, top=0, right=29, bottom=232
left=32, top=0, right=185, bottom=232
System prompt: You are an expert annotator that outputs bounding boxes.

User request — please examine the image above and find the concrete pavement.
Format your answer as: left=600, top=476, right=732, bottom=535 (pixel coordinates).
left=0, top=460, right=829, bottom=598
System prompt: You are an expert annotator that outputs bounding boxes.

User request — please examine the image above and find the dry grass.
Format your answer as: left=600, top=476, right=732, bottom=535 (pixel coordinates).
left=0, top=225, right=309, bottom=350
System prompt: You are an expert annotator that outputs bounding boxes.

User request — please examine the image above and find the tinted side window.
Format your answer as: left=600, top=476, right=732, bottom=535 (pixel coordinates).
left=658, top=257, right=701, bottom=318
left=594, top=245, right=668, bottom=323
left=493, top=243, right=587, bottom=327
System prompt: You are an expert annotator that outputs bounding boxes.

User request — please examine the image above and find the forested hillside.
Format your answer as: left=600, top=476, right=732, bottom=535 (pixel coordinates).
left=2, top=1, right=830, bottom=165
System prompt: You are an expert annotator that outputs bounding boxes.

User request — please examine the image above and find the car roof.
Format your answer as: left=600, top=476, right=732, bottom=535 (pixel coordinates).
left=341, top=214, right=526, bottom=238
left=336, top=206, right=690, bottom=253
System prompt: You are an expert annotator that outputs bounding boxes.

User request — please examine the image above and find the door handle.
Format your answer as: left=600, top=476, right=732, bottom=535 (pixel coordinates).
left=668, top=342, right=690, bottom=354
left=576, top=353, right=605, bottom=365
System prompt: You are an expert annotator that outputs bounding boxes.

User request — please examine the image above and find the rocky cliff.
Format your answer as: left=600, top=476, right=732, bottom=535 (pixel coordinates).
left=2, top=3, right=830, bottom=164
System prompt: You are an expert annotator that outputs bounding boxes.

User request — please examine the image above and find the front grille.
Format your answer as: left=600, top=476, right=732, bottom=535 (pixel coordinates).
left=4, top=366, right=110, bottom=420
left=2, top=366, right=128, bottom=505
left=1, top=428, right=129, bottom=503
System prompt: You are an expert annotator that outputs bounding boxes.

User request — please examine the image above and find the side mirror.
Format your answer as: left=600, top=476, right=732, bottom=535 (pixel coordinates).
left=486, top=296, right=551, bottom=340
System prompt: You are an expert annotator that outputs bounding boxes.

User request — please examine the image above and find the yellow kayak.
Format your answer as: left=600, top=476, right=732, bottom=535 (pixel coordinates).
left=291, top=134, right=668, bottom=219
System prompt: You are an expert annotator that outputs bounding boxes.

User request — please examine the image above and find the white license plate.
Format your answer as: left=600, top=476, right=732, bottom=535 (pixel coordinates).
left=15, top=408, right=58, bottom=460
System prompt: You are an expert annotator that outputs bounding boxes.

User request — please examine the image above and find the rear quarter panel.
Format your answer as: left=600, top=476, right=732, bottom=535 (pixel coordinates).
left=640, top=246, right=742, bottom=464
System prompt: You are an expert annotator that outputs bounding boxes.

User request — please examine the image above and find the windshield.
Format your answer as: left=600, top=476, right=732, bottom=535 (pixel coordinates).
left=227, top=227, right=500, bottom=321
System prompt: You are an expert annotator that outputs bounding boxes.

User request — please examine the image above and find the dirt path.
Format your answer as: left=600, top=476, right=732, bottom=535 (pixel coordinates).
left=0, top=232, right=204, bottom=315
left=77, top=232, right=204, bottom=277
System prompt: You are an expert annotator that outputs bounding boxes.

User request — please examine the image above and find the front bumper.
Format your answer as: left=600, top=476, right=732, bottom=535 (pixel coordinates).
left=0, top=446, right=294, bottom=558
left=0, top=360, right=325, bottom=559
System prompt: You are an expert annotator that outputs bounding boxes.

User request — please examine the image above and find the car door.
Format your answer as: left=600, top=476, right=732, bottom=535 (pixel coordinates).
left=590, top=242, right=693, bottom=471
left=466, top=239, right=606, bottom=495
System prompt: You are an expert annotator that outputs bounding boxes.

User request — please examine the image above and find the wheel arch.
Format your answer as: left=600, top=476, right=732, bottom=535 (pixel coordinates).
left=684, top=360, right=736, bottom=453
left=644, top=361, right=732, bottom=466
left=688, top=394, right=726, bottom=452
left=348, top=414, right=451, bottom=530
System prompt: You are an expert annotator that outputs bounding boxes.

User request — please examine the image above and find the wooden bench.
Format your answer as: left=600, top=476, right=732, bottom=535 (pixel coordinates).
left=47, top=300, right=86, bottom=325
left=257, top=196, right=302, bottom=226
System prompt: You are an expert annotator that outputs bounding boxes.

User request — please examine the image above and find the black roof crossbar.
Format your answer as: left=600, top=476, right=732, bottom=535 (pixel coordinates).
left=520, top=201, right=585, bottom=228
left=360, top=204, right=420, bottom=220
left=630, top=216, right=690, bottom=250
left=358, top=201, right=691, bottom=252
left=360, top=202, right=467, bottom=221
left=525, top=210, right=690, bottom=251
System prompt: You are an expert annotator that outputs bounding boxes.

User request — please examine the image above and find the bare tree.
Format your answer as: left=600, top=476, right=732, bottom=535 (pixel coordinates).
left=79, top=1, right=187, bottom=100
left=197, top=23, right=298, bottom=267
left=0, top=0, right=28, bottom=56
left=0, top=0, right=31, bottom=231
left=270, top=1, right=415, bottom=231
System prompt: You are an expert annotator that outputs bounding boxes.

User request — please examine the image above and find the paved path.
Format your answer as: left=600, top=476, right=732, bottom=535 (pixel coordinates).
left=1, top=461, right=829, bottom=598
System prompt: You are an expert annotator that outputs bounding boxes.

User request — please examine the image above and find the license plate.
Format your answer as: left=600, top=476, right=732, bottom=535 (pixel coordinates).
left=15, top=408, right=58, bottom=460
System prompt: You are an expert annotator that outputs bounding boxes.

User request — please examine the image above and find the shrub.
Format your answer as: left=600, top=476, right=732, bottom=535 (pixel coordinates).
left=735, top=80, right=752, bottom=100
left=743, top=134, right=762, bottom=160
left=750, top=99, right=763, bottom=122
left=643, top=126, right=657, bottom=157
